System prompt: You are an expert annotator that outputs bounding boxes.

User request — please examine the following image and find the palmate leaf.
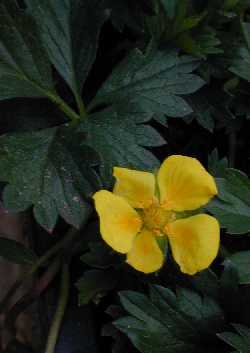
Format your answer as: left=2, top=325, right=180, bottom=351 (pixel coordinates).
left=0, top=0, right=54, bottom=100
left=79, top=103, right=165, bottom=184
left=207, top=168, right=250, bottom=234
left=0, top=127, right=99, bottom=231
left=207, top=151, right=250, bottom=234
left=218, top=324, right=250, bottom=353
left=25, top=0, right=107, bottom=102
left=115, top=285, right=224, bottom=353
left=92, top=49, right=205, bottom=121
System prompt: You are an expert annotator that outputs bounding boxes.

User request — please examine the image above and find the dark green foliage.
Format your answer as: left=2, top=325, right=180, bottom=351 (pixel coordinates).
left=115, top=285, right=225, bottom=353
left=207, top=152, right=250, bottom=234
left=93, top=49, right=205, bottom=119
left=0, top=0, right=54, bottom=99
left=25, top=0, right=107, bottom=103
left=230, top=47, right=250, bottom=81
left=76, top=269, right=119, bottom=305
left=219, top=324, right=250, bottom=352
left=208, top=168, right=250, bottom=234
left=80, top=104, right=165, bottom=183
left=0, top=127, right=98, bottom=230
left=230, top=22, right=250, bottom=81
left=229, top=251, right=250, bottom=283
left=160, top=0, right=178, bottom=19
left=188, top=90, right=215, bottom=132
left=81, top=241, right=121, bottom=269
left=0, top=0, right=250, bottom=352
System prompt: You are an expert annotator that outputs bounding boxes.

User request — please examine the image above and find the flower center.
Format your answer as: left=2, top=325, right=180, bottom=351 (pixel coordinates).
left=142, top=202, right=175, bottom=235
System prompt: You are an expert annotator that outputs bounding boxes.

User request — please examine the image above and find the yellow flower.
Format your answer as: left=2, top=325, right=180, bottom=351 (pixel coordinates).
left=93, top=155, right=220, bottom=275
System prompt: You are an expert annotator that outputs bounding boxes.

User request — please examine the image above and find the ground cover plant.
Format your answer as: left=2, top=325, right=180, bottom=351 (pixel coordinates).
left=0, top=0, right=250, bottom=352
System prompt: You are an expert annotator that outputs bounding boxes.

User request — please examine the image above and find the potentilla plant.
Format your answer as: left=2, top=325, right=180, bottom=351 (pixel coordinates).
left=0, top=1, right=249, bottom=353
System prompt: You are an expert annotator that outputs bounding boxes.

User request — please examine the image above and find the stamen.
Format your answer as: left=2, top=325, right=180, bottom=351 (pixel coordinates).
left=142, top=203, right=175, bottom=235
left=161, top=199, right=174, bottom=210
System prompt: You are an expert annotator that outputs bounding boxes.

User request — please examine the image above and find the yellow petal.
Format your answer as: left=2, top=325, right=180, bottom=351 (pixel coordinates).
left=166, top=214, right=220, bottom=275
left=126, top=228, right=164, bottom=273
left=157, top=155, right=218, bottom=211
left=113, top=167, right=155, bottom=208
left=93, top=190, right=142, bottom=254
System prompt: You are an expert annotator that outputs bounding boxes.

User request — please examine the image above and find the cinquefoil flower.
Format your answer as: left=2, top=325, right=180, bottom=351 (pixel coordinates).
left=93, top=155, right=220, bottom=275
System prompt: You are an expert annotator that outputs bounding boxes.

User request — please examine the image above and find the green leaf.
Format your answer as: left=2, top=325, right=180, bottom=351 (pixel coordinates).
left=115, top=285, right=224, bottom=353
left=191, top=269, right=220, bottom=299
left=207, top=168, right=250, bottom=234
left=25, top=0, right=107, bottom=101
left=229, top=22, right=250, bottom=81
left=81, top=241, right=121, bottom=269
left=0, top=127, right=99, bottom=231
left=230, top=47, right=250, bottom=81
left=188, top=91, right=215, bottom=132
left=160, top=0, right=177, bottom=19
left=76, top=269, right=119, bottom=305
left=0, top=236, right=37, bottom=265
left=208, top=150, right=228, bottom=178
left=0, top=0, right=54, bottom=100
left=218, top=324, right=250, bottom=352
left=79, top=103, right=164, bottom=183
left=172, top=0, right=188, bottom=33
left=228, top=251, right=250, bottom=284
left=176, top=287, right=224, bottom=334
left=220, top=260, right=239, bottom=296
left=102, top=304, right=135, bottom=353
left=92, top=50, right=205, bottom=118
left=242, top=21, right=250, bottom=48
left=177, top=12, right=207, bottom=33
left=177, top=28, right=223, bottom=57
left=197, top=30, right=223, bottom=55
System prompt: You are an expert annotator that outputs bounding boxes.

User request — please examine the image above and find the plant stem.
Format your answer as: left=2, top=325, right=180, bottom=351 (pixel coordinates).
left=5, top=258, right=61, bottom=333
left=75, top=93, right=87, bottom=119
left=46, top=92, right=81, bottom=123
left=44, top=264, right=70, bottom=353
left=0, top=208, right=92, bottom=314
left=20, top=72, right=81, bottom=123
